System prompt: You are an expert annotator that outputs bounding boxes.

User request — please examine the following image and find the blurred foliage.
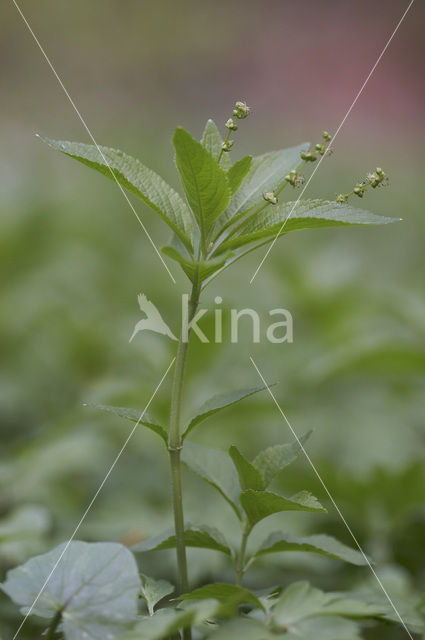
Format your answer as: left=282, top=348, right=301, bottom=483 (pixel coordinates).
left=1, top=1, right=424, bottom=638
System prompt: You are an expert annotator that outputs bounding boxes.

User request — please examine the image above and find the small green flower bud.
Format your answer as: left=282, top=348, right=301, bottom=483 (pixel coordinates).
left=315, top=143, right=326, bottom=155
left=285, top=170, right=298, bottom=186
left=336, top=193, right=348, bottom=203
left=300, top=151, right=317, bottom=162
left=322, top=131, right=332, bottom=141
left=376, top=167, right=384, bottom=177
left=353, top=185, right=364, bottom=197
left=225, top=118, right=238, bottom=131
left=221, top=140, right=234, bottom=152
left=263, top=191, right=278, bottom=205
left=233, top=101, right=250, bottom=119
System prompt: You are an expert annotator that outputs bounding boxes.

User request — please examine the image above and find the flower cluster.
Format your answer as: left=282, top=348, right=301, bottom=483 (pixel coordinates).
left=300, top=131, right=332, bottom=163
left=220, top=101, right=250, bottom=156
left=336, top=167, right=388, bottom=203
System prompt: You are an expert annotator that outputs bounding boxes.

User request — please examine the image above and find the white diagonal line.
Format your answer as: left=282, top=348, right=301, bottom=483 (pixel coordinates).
left=250, top=0, right=415, bottom=283
left=249, top=356, right=414, bottom=640
left=12, top=357, right=175, bottom=640
left=11, top=0, right=176, bottom=284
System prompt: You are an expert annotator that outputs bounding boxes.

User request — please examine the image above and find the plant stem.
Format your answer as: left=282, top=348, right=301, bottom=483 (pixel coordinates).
left=235, top=523, right=251, bottom=586
left=168, top=270, right=201, bottom=639
left=46, top=610, right=62, bottom=640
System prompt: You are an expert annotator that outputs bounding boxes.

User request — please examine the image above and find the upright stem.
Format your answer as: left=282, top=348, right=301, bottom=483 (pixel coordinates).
left=46, top=610, right=62, bottom=640
left=168, top=271, right=201, bottom=599
left=235, top=522, right=251, bottom=586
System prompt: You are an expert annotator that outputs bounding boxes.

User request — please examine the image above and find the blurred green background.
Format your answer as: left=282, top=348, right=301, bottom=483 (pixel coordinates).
left=1, top=1, right=424, bottom=637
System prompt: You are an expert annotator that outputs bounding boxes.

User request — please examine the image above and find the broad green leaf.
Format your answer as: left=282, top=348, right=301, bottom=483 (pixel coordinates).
left=271, top=582, right=382, bottom=637
left=283, top=616, right=362, bottom=640
left=181, top=442, right=241, bottom=518
left=215, top=143, right=308, bottom=234
left=1, top=541, right=141, bottom=640
left=173, top=127, right=230, bottom=241
left=240, top=490, right=326, bottom=527
left=229, top=445, right=264, bottom=491
left=122, top=600, right=220, bottom=640
left=39, top=137, right=193, bottom=251
left=180, top=583, right=265, bottom=612
left=161, top=244, right=232, bottom=284
left=140, top=574, right=174, bottom=616
left=254, top=532, right=368, bottom=566
left=201, top=119, right=232, bottom=170
left=252, top=431, right=312, bottom=487
left=132, top=524, right=232, bottom=556
left=183, top=385, right=268, bottom=439
left=227, top=156, right=252, bottom=195
left=0, top=505, right=50, bottom=563
left=220, top=199, right=399, bottom=251
left=84, top=403, right=168, bottom=443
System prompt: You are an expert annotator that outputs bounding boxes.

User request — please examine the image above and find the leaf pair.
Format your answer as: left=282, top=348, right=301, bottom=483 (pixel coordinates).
left=86, top=383, right=268, bottom=446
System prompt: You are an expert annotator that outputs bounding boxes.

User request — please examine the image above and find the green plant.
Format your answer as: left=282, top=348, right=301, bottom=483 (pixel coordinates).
left=3, top=104, right=420, bottom=640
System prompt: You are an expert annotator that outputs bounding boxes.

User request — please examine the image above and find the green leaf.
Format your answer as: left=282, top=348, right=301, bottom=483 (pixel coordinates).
left=132, top=524, right=232, bottom=556
left=229, top=446, right=264, bottom=491
left=240, top=490, right=326, bottom=527
left=1, top=541, right=141, bottom=640
left=283, top=616, right=362, bottom=640
left=221, top=199, right=399, bottom=251
left=227, top=156, right=252, bottom=195
left=84, top=403, right=168, bottom=443
left=254, top=532, right=368, bottom=566
left=181, top=442, right=241, bottom=518
left=173, top=127, right=230, bottom=242
left=140, top=574, right=174, bottom=616
left=271, top=582, right=382, bottom=635
left=201, top=119, right=232, bottom=170
left=215, top=143, right=308, bottom=234
left=124, top=601, right=221, bottom=640
left=180, top=583, right=265, bottom=612
left=252, top=431, right=312, bottom=487
left=161, top=244, right=233, bottom=284
left=39, top=137, right=193, bottom=251
left=183, top=385, right=268, bottom=439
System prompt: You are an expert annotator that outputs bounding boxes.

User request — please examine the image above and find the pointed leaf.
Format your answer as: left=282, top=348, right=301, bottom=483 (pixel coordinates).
left=181, top=442, right=241, bottom=518
left=183, top=385, right=268, bottom=439
left=173, top=127, right=230, bottom=241
left=39, top=137, right=193, bottom=251
left=221, top=199, right=399, bottom=251
left=201, top=119, right=232, bottom=170
left=133, top=524, right=232, bottom=556
left=140, top=574, right=174, bottom=616
left=85, top=403, right=168, bottom=443
left=252, top=431, right=312, bottom=487
left=1, top=541, right=141, bottom=640
left=180, top=583, right=265, bottom=612
left=229, top=446, right=264, bottom=491
left=240, top=490, right=326, bottom=527
left=215, top=143, right=308, bottom=233
left=254, top=532, right=368, bottom=566
left=227, top=156, right=252, bottom=195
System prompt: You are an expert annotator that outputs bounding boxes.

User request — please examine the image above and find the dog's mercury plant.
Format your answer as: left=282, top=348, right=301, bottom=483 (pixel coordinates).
left=2, top=104, right=413, bottom=640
